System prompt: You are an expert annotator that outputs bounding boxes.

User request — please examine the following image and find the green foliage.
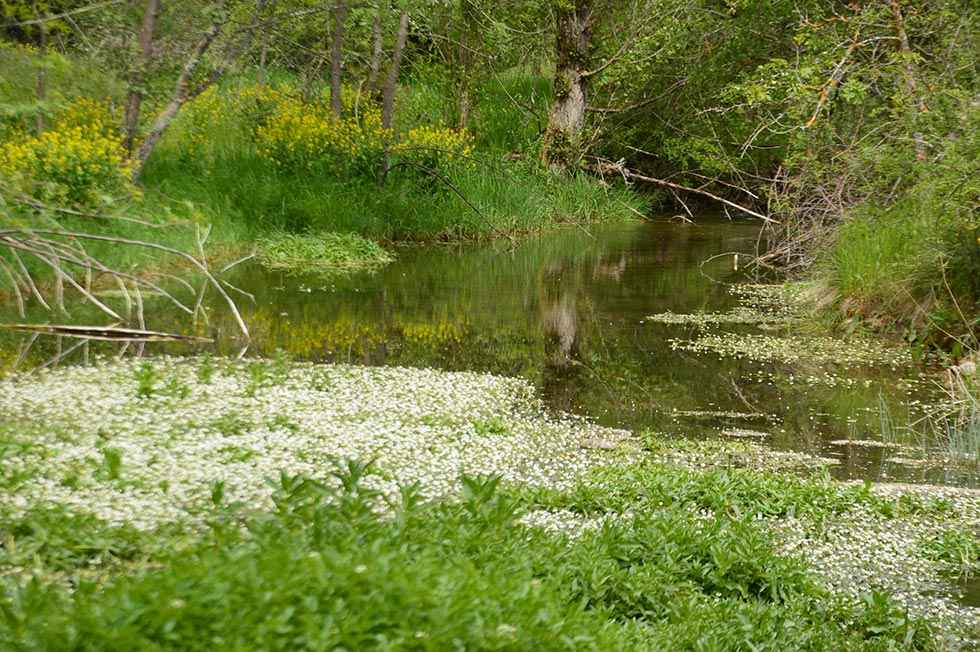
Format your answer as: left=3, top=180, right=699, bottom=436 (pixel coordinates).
left=256, top=232, right=394, bottom=274
left=0, top=471, right=934, bottom=651
left=918, top=528, right=980, bottom=580
left=0, top=507, right=157, bottom=578
left=134, top=362, right=157, bottom=398
left=516, top=461, right=892, bottom=521
left=822, top=100, right=980, bottom=342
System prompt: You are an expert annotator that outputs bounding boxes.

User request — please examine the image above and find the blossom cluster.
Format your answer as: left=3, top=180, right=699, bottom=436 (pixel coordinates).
left=0, top=357, right=627, bottom=531
left=254, top=95, right=390, bottom=173
left=392, top=124, right=474, bottom=169
left=0, top=97, right=134, bottom=206
left=177, top=82, right=473, bottom=177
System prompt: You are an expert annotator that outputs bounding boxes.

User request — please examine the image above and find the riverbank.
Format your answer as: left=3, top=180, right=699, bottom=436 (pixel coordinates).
left=0, top=357, right=977, bottom=649
left=0, top=46, right=646, bottom=284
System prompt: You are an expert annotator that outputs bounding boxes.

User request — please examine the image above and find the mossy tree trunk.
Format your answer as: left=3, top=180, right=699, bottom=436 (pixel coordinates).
left=329, top=0, right=349, bottom=118
left=541, top=0, right=593, bottom=172
left=124, top=0, right=160, bottom=155
left=365, top=5, right=384, bottom=95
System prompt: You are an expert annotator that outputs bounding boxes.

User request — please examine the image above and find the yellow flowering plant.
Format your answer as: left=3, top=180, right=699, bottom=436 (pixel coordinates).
left=0, top=97, right=135, bottom=206
left=391, top=124, right=474, bottom=174
left=254, top=96, right=390, bottom=174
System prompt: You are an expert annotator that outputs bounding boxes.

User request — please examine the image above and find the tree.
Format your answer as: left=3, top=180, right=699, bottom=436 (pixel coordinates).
left=123, top=0, right=160, bottom=154
left=540, top=0, right=593, bottom=171
left=329, top=0, right=348, bottom=117
left=380, top=7, right=408, bottom=130
left=134, top=0, right=268, bottom=177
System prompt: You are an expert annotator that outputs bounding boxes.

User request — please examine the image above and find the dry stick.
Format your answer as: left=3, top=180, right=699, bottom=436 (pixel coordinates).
left=9, top=249, right=49, bottom=310
left=3, top=0, right=124, bottom=27
left=0, top=258, right=26, bottom=318
left=134, top=283, right=146, bottom=331
left=219, top=253, right=255, bottom=274
left=13, top=332, right=40, bottom=371
left=220, top=279, right=256, bottom=303
left=54, top=258, right=65, bottom=313
left=11, top=191, right=170, bottom=228
left=29, top=236, right=194, bottom=302
left=2, top=236, right=194, bottom=314
left=805, top=34, right=861, bottom=129
left=590, top=158, right=778, bottom=223
left=36, top=337, right=90, bottom=373
left=117, top=276, right=133, bottom=321
left=0, top=230, right=249, bottom=338
left=50, top=261, right=123, bottom=320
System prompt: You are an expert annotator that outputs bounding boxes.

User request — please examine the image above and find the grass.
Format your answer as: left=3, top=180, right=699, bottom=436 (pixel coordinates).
left=820, top=108, right=979, bottom=344
left=0, top=469, right=936, bottom=651
left=255, top=232, right=394, bottom=274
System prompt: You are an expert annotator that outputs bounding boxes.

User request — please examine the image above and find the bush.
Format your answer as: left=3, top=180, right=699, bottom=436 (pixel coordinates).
left=0, top=97, right=134, bottom=206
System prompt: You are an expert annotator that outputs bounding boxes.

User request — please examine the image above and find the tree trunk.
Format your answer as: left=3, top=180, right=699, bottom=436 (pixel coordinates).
left=886, top=0, right=928, bottom=160
left=365, top=5, right=383, bottom=95
left=134, top=0, right=267, bottom=178
left=541, top=0, right=593, bottom=171
left=456, top=0, right=477, bottom=129
left=257, top=32, right=269, bottom=86
left=135, top=20, right=223, bottom=175
left=381, top=9, right=410, bottom=130
left=124, top=0, right=160, bottom=155
left=34, top=3, right=47, bottom=133
left=329, top=1, right=349, bottom=118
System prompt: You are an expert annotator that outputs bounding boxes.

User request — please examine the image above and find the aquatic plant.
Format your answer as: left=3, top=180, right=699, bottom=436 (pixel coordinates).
left=255, top=232, right=394, bottom=273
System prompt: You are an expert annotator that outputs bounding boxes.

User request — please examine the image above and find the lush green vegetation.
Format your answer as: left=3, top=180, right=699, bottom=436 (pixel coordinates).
left=1, top=1, right=979, bottom=648
left=1, top=466, right=937, bottom=651
left=255, top=232, right=394, bottom=273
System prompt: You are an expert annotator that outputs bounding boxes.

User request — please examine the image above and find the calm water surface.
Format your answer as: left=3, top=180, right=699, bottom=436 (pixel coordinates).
left=6, top=217, right=976, bottom=486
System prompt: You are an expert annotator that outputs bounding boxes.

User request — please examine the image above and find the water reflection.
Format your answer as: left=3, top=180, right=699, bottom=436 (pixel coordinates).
left=2, top=217, right=975, bottom=486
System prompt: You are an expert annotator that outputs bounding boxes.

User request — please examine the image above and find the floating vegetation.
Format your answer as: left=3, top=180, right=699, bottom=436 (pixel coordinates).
left=645, top=308, right=785, bottom=326
left=0, top=357, right=626, bottom=531
left=721, top=428, right=770, bottom=439
left=671, top=332, right=911, bottom=368
left=647, top=283, right=807, bottom=327
left=255, top=232, right=394, bottom=274
left=829, top=439, right=906, bottom=449
left=671, top=408, right=776, bottom=421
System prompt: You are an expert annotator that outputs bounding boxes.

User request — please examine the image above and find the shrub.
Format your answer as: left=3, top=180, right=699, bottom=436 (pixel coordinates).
left=254, top=95, right=389, bottom=174
left=0, top=97, right=134, bottom=206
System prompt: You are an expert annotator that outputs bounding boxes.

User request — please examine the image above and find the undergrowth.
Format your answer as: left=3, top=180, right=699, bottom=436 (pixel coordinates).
left=0, top=466, right=935, bottom=651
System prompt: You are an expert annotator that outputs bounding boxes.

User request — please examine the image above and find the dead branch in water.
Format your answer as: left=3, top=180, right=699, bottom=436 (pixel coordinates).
left=0, top=190, right=250, bottom=340
left=0, top=323, right=212, bottom=342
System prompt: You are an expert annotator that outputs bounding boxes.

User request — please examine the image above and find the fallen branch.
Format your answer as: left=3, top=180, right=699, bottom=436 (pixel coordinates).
left=0, top=323, right=212, bottom=342
left=588, top=157, right=778, bottom=223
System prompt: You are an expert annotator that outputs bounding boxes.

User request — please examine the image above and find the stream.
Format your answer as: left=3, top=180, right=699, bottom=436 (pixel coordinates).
left=4, top=216, right=976, bottom=487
